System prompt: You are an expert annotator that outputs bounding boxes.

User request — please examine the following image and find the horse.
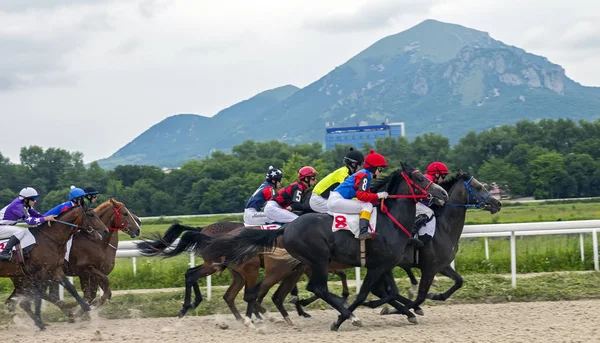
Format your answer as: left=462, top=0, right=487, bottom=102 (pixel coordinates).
left=45, top=198, right=142, bottom=308
left=201, top=164, right=449, bottom=330
left=136, top=221, right=248, bottom=318
left=364, top=171, right=502, bottom=314
left=2, top=205, right=109, bottom=329
left=138, top=222, right=350, bottom=323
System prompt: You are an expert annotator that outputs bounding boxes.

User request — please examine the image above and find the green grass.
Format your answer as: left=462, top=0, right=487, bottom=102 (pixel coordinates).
left=2, top=272, right=600, bottom=324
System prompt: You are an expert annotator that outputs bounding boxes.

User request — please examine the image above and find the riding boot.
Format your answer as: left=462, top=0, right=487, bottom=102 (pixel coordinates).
left=0, top=236, right=19, bottom=261
left=358, top=210, right=372, bottom=240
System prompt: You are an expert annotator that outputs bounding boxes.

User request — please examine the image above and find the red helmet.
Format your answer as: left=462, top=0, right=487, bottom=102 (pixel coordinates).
left=426, top=162, right=449, bottom=175
left=298, top=166, right=318, bottom=179
left=364, top=150, right=387, bottom=169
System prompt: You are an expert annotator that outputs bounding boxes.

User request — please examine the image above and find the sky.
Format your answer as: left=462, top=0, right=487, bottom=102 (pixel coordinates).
left=1, top=0, right=598, bottom=163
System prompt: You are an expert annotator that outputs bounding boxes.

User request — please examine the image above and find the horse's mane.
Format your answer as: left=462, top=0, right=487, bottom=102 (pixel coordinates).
left=371, top=163, right=416, bottom=193
left=438, top=172, right=473, bottom=193
left=95, top=199, right=123, bottom=214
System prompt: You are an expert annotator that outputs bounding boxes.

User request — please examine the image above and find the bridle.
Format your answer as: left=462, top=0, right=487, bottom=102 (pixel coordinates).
left=379, top=170, right=433, bottom=238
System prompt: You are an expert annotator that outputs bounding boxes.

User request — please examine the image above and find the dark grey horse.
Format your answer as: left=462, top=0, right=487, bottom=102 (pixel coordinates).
left=363, top=171, right=502, bottom=314
left=202, top=164, right=448, bottom=330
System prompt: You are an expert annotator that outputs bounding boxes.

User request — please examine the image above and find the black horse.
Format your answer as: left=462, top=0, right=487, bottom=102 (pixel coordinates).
left=363, top=171, right=502, bottom=314
left=202, top=164, right=448, bottom=330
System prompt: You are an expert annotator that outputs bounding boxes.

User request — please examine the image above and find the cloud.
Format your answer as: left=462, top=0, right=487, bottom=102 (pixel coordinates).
left=0, top=0, right=118, bottom=13
left=0, top=37, right=74, bottom=90
left=138, top=0, right=172, bottom=19
left=304, top=0, right=436, bottom=33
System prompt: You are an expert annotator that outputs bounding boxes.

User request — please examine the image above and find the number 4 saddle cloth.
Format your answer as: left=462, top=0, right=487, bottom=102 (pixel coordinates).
left=329, top=209, right=378, bottom=239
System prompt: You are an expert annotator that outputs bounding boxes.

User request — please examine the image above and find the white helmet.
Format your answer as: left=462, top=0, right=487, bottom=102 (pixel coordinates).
left=19, top=187, right=39, bottom=199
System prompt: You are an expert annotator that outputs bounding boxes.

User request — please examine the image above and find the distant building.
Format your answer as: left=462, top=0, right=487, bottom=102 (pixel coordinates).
left=325, top=121, right=406, bottom=150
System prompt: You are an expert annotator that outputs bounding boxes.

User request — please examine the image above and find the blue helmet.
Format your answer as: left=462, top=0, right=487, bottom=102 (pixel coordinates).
left=69, top=187, right=86, bottom=201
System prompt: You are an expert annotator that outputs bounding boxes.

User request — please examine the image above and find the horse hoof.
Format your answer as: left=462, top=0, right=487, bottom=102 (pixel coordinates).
left=300, top=312, right=312, bottom=318
left=407, top=316, right=418, bottom=324
left=380, top=307, right=390, bottom=315
left=244, top=317, right=255, bottom=329
left=330, top=322, right=340, bottom=331
left=284, top=316, right=294, bottom=326
left=415, top=309, right=425, bottom=316
left=351, top=317, right=363, bottom=327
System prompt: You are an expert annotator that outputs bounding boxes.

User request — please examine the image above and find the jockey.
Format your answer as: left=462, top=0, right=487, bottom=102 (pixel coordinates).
left=84, top=186, right=100, bottom=205
left=45, top=186, right=86, bottom=216
left=328, top=150, right=388, bottom=240
left=264, top=166, right=318, bottom=224
left=243, top=166, right=283, bottom=226
left=415, top=162, right=450, bottom=244
left=0, top=187, right=56, bottom=261
left=309, top=147, right=365, bottom=213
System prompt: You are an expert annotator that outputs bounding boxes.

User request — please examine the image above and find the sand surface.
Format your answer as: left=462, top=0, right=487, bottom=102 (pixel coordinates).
left=2, top=300, right=599, bottom=342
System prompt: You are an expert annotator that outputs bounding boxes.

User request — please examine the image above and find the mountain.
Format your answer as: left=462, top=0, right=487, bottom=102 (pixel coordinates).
left=98, top=19, right=600, bottom=168
left=97, top=84, right=299, bottom=168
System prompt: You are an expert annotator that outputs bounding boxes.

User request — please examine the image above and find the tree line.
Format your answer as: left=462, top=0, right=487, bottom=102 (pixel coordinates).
left=0, top=118, right=599, bottom=216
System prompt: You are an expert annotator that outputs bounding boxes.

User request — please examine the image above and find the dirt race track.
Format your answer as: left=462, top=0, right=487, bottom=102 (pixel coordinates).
left=3, top=299, right=599, bottom=342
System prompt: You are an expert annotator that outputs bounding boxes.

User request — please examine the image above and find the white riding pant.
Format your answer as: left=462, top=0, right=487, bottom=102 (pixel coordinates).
left=309, top=193, right=329, bottom=213
left=243, top=208, right=271, bottom=226
left=264, top=201, right=299, bottom=223
left=416, top=202, right=436, bottom=237
left=0, top=225, right=34, bottom=241
left=327, top=191, right=373, bottom=214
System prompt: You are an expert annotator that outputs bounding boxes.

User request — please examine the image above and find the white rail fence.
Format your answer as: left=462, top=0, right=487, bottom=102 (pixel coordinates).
left=60, top=220, right=600, bottom=300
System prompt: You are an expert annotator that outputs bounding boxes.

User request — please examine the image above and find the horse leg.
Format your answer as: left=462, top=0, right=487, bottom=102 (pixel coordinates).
left=59, top=274, right=91, bottom=315
left=303, top=262, right=351, bottom=332
left=403, top=268, right=437, bottom=313
left=362, top=270, right=413, bottom=308
left=41, top=281, right=76, bottom=322
left=427, top=265, right=463, bottom=301
left=222, top=270, right=245, bottom=321
left=5, top=288, right=18, bottom=314
left=333, top=270, right=350, bottom=301
left=32, top=284, right=46, bottom=330
left=179, top=264, right=211, bottom=318
left=86, top=267, right=111, bottom=306
left=240, top=258, right=262, bottom=327
left=79, top=275, right=93, bottom=304
left=271, top=265, right=307, bottom=324
left=253, top=256, right=302, bottom=322
left=404, top=267, right=419, bottom=299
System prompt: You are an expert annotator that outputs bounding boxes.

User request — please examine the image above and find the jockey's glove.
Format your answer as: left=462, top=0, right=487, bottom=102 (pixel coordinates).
left=377, top=192, right=389, bottom=199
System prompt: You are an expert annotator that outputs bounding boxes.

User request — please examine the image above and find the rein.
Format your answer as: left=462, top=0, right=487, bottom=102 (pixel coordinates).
left=445, top=176, right=491, bottom=209
left=379, top=171, right=433, bottom=238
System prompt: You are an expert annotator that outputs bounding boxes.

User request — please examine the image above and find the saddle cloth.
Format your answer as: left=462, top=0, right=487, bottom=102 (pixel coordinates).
left=64, top=236, right=74, bottom=262
left=0, top=234, right=35, bottom=252
left=259, top=224, right=281, bottom=231
left=329, top=209, right=377, bottom=239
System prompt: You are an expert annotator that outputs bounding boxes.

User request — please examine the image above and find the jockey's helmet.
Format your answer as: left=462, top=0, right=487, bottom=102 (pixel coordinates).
left=298, top=166, right=318, bottom=180
left=426, top=162, right=449, bottom=176
left=364, top=150, right=387, bottom=169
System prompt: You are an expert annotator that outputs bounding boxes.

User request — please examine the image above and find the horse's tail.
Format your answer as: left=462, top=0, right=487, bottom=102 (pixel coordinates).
left=162, top=231, right=213, bottom=257
left=202, top=227, right=285, bottom=265
left=135, top=223, right=202, bottom=256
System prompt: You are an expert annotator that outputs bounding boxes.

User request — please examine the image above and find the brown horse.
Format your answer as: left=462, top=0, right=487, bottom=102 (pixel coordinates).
left=48, top=198, right=142, bottom=306
left=3, top=205, right=109, bottom=329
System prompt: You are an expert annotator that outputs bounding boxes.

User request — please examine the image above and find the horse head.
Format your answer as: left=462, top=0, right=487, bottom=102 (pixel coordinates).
left=96, top=198, right=142, bottom=238
left=439, top=171, right=502, bottom=214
